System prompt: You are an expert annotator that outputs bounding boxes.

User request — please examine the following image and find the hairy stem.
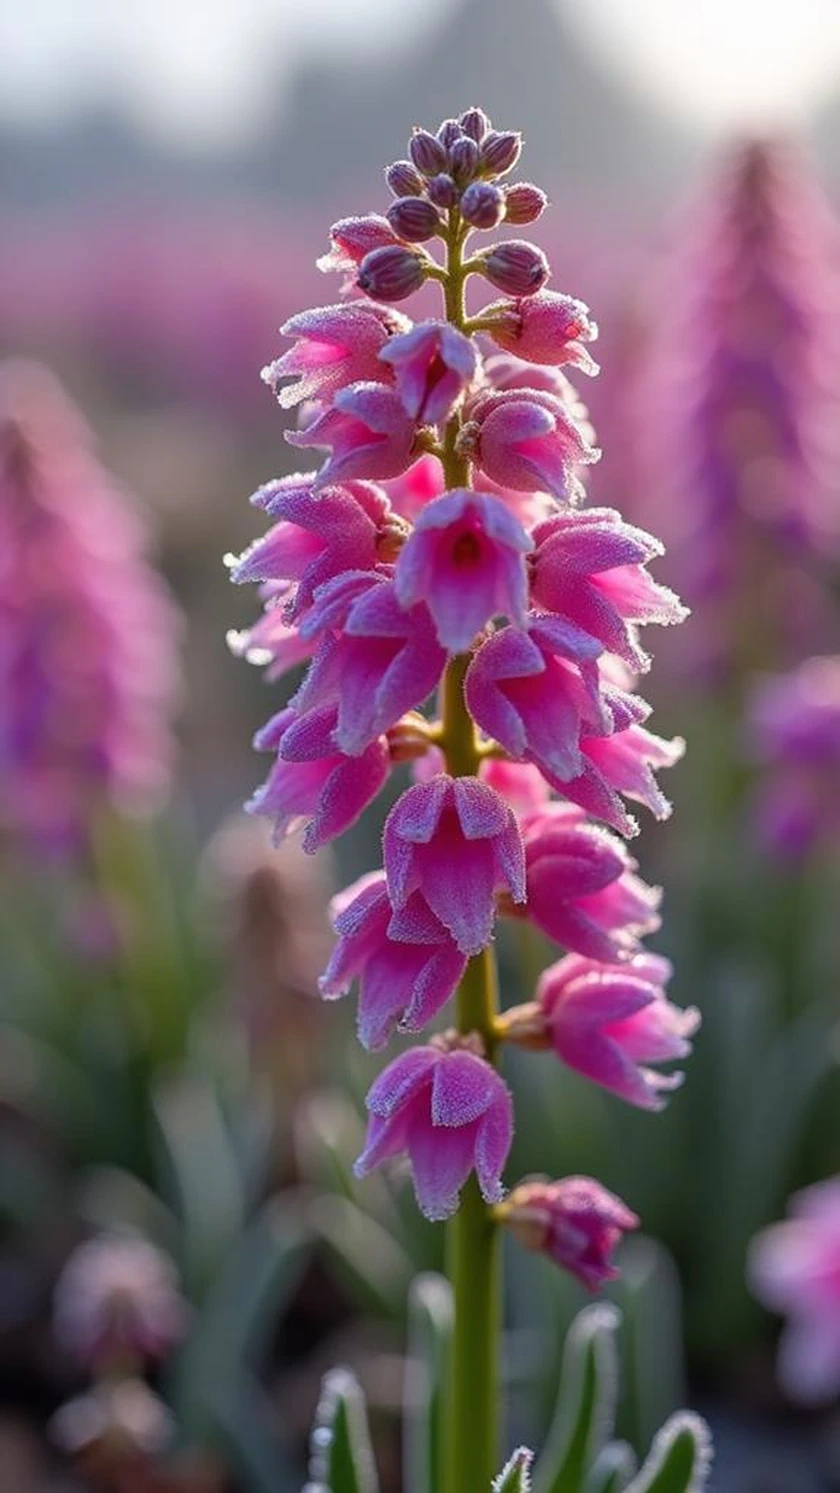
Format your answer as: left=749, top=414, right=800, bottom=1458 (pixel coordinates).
left=439, top=207, right=502, bottom=1493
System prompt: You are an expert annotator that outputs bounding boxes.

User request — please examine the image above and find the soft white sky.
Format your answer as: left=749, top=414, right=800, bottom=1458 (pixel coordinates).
left=2, top=0, right=840, bottom=146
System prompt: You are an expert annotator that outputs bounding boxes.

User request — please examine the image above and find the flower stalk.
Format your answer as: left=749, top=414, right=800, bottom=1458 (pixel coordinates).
left=439, top=218, right=502, bottom=1493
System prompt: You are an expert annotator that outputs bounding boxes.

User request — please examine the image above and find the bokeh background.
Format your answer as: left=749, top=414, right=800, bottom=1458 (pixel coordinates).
left=4, top=1, right=840, bottom=1489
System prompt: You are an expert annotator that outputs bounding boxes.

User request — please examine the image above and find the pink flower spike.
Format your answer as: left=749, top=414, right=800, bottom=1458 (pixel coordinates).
left=537, top=951, right=699, bottom=1110
left=469, top=388, right=600, bottom=502
left=261, top=303, right=409, bottom=410
left=286, top=382, right=417, bottom=488
left=465, top=615, right=606, bottom=783
left=383, top=775, right=525, bottom=956
left=484, top=290, right=599, bottom=374
left=749, top=1178, right=840, bottom=1404
left=530, top=508, right=687, bottom=673
left=248, top=704, right=390, bottom=852
left=395, top=490, right=533, bottom=653
left=501, top=1177, right=639, bottom=1290
left=379, top=321, right=477, bottom=426
left=232, top=476, right=395, bottom=621
left=320, top=871, right=467, bottom=1049
left=294, top=575, right=446, bottom=756
left=519, top=804, right=661, bottom=962
left=354, top=1041, right=514, bottom=1219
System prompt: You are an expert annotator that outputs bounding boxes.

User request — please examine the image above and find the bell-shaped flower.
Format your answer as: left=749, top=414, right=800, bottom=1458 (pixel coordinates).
left=466, top=387, right=599, bottom=503
left=517, top=804, right=661, bottom=962
left=287, top=382, right=417, bottom=488
left=530, top=507, right=687, bottom=673
left=465, top=614, right=606, bottom=783
left=354, top=1039, right=514, bottom=1220
left=383, top=775, right=525, bottom=956
left=483, top=289, right=599, bottom=373
left=499, top=1177, right=639, bottom=1291
left=247, top=705, right=390, bottom=852
left=536, top=951, right=699, bottom=1109
left=395, top=490, right=532, bottom=653
left=378, top=321, right=477, bottom=425
left=294, top=573, right=446, bottom=756
left=320, top=871, right=467, bottom=1049
left=262, top=303, right=409, bottom=410
left=230, top=475, right=401, bottom=621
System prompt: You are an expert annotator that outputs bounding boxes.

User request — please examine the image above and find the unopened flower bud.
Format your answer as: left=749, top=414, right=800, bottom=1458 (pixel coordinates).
left=504, top=181, right=548, bottom=225
left=497, top=1177, right=639, bottom=1291
left=387, top=196, right=443, bottom=243
left=449, top=136, right=480, bottom=186
left=318, top=214, right=397, bottom=271
left=387, top=159, right=426, bottom=198
left=357, top=244, right=427, bottom=302
left=480, top=130, right=522, bottom=178
left=428, top=173, right=458, bottom=209
left=460, top=180, right=505, bottom=230
left=477, top=239, right=549, bottom=296
left=410, top=128, right=448, bottom=176
left=387, top=712, right=435, bottom=762
left=437, top=118, right=463, bottom=151
left=460, top=106, right=492, bottom=142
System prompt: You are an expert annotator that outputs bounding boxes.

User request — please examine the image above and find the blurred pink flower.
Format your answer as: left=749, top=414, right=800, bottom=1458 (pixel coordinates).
left=749, top=1178, right=840, bottom=1403
left=747, top=655, right=840, bottom=858
left=54, top=1235, right=186, bottom=1370
left=0, top=362, right=179, bottom=855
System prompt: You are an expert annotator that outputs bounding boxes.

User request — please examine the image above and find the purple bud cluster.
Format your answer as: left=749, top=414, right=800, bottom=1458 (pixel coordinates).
left=365, top=108, right=546, bottom=295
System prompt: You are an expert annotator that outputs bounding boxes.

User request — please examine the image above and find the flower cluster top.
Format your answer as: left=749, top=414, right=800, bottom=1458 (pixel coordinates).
left=231, top=109, right=695, bottom=1285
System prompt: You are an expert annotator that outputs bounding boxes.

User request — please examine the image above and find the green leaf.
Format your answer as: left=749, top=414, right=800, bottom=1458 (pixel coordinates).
left=627, top=1414, right=713, bottom=1493
left=584, top=1443, right=636, bottom=1493
left=403, top=1273, right=453, bottom=1493
left=307, top=1193, right=413, bottom=1317
left=172, top=1197, right=307, bottom=1434
left=534, top=1303, right=621, bottom=1493
left=152, top=1076, right=246, bottom=1294
left=494, top=1447, right=535, bottom=1493
left=308, top=1367, right=379, bottom=1493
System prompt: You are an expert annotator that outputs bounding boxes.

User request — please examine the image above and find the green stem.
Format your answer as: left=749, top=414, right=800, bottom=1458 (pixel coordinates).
left=438, top=209, right=502, bottom=1493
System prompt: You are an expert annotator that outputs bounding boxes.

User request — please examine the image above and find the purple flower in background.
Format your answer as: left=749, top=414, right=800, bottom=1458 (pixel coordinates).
left=631, top=141, right=840, bottom=679
left=749, top=1178, right=840, bottom=1404
left=0, top=362, right=179, bottom=855
left=54, top=1235, right=186, bottom=1371
left=747, top=655, right=840, bottom=858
